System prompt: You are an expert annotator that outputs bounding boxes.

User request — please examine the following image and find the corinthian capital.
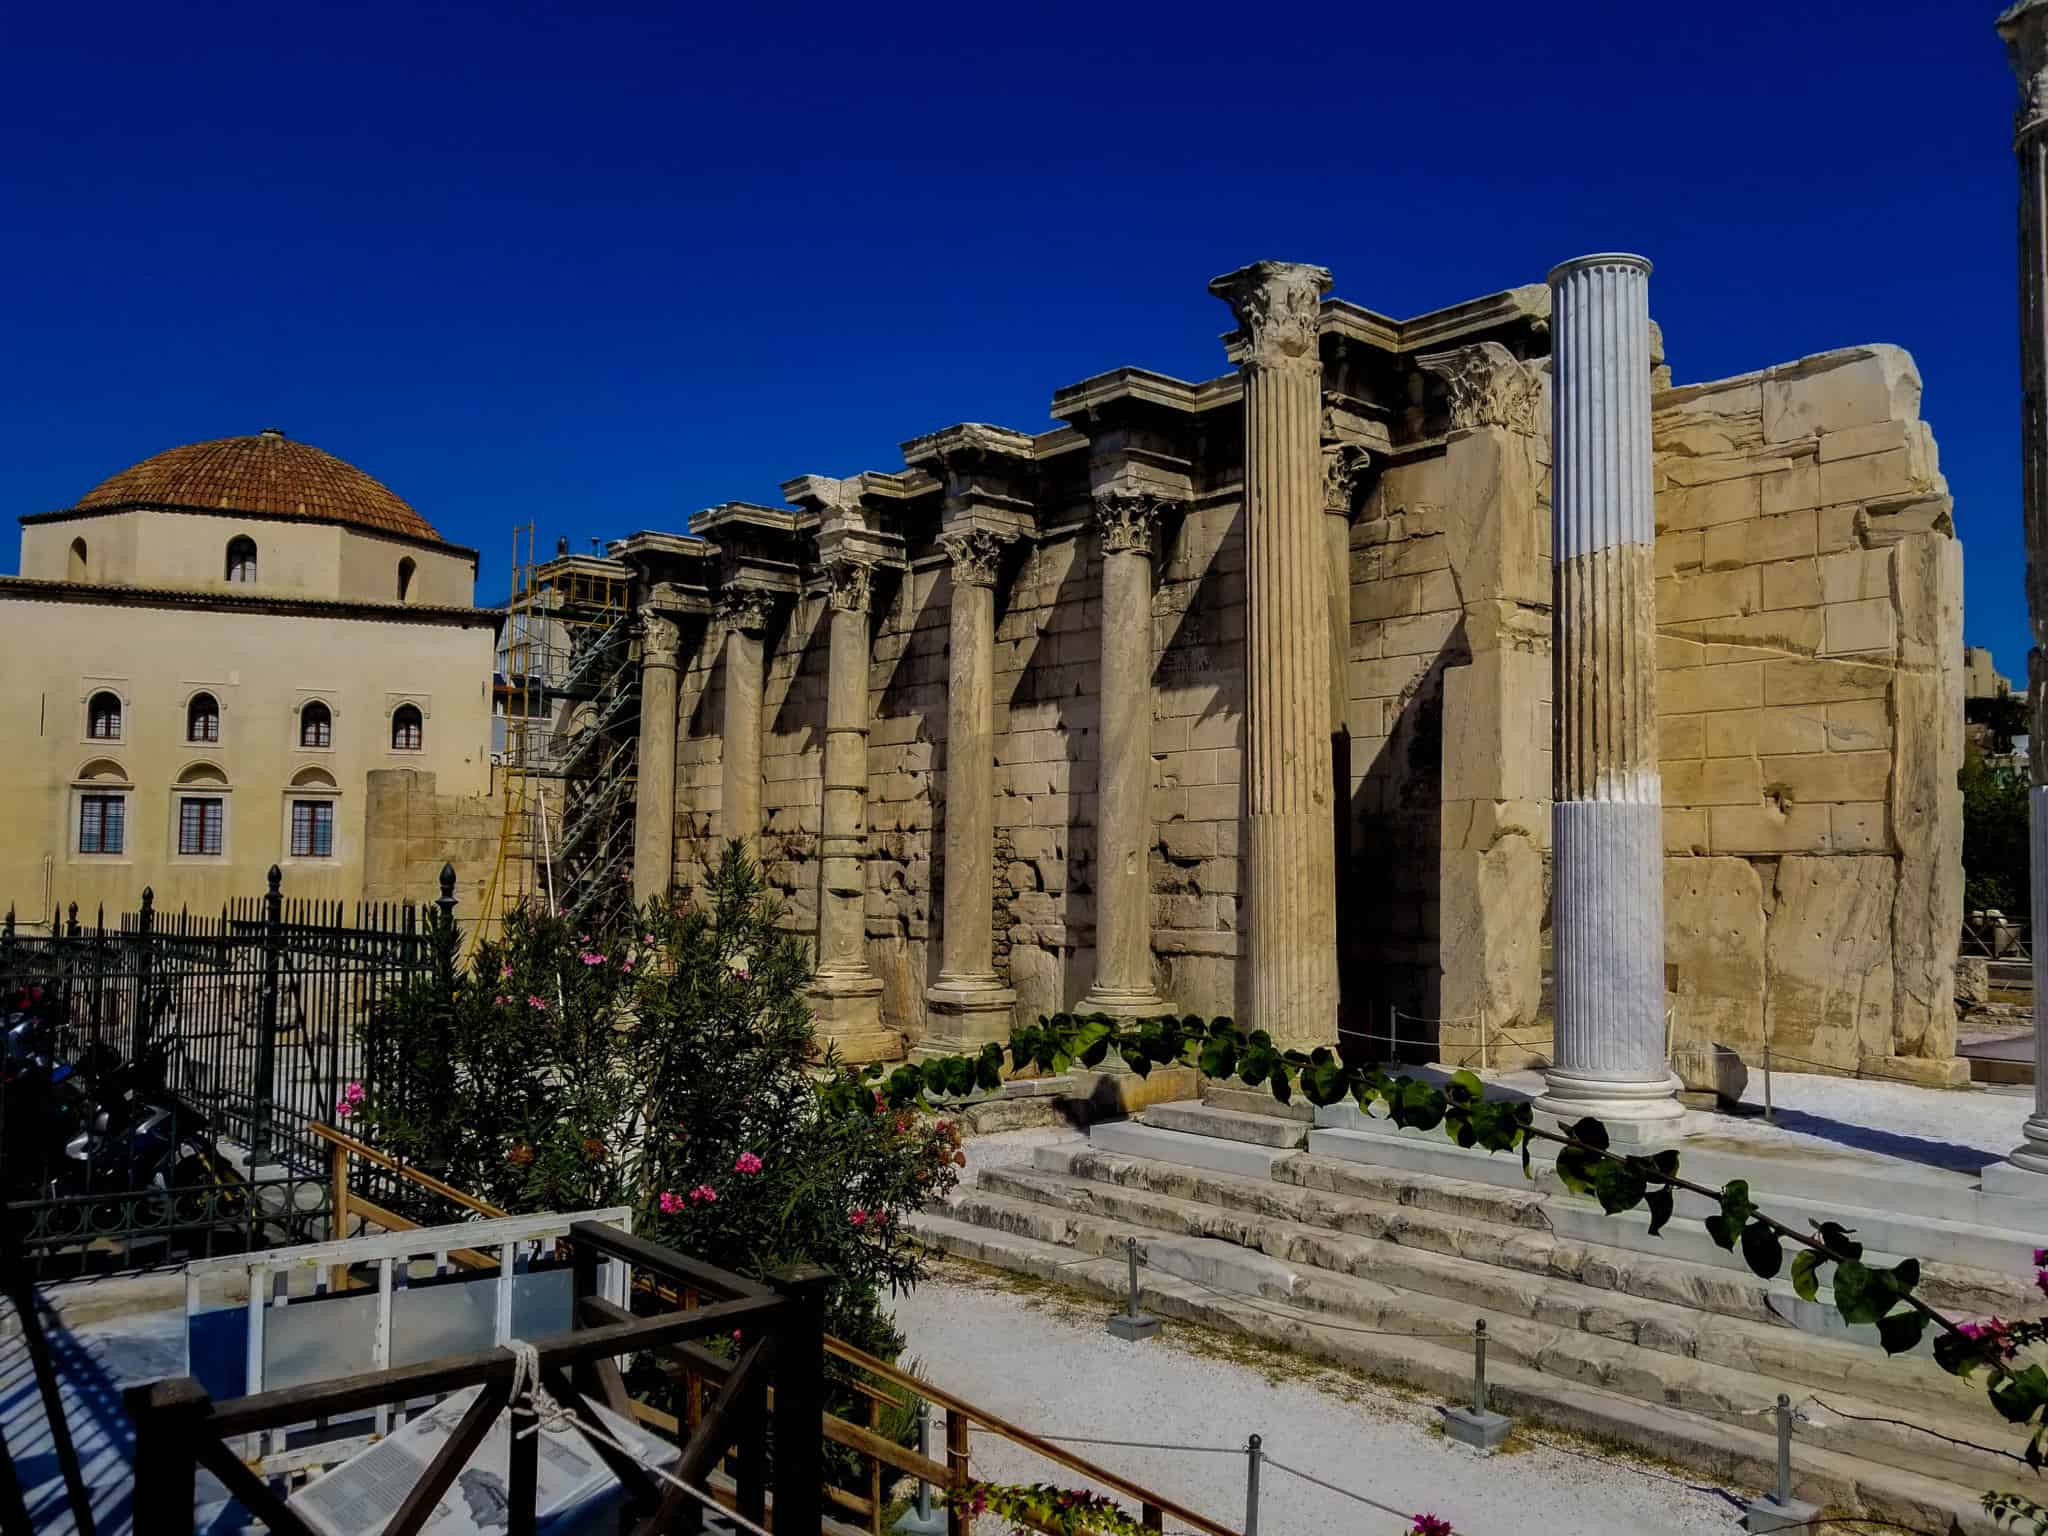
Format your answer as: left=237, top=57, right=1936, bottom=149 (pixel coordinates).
left=939, top=527, right=1010, bottom=588
left=718, top=586, right=774, bottom=634
left=1416, top=342, right=1543, bottom=436
left=1322, top=443, right=1371, bottom=518
left=825, top=560, right=873, bottom=614
left=1208, top=260, right=1331, bottom=371
left=1092, top=490, right=1172, bottom=557
left=2005, top=1, right=2048, bottom=137
left=638, top=610, right=681, bottom=664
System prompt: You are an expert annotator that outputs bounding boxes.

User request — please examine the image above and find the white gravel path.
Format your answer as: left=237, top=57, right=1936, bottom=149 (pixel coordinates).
left=889, top=1269, right=1746, bottom=1536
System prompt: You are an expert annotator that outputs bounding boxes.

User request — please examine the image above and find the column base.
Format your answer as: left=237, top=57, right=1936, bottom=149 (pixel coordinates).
left=1532, top=1067, right=1687, bottom=1148
left=917, top=977, right=1018, bottom=1058
left=809, top=974, right=902, bottom=1065
left=1983, top=1116, right=2048, bottom=1190
left=1073, top=985, right=1171, bottom=1020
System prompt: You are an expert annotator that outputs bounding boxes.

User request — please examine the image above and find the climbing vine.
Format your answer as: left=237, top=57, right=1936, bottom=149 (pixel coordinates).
left=828, top=1008, right=2048, bottom=1513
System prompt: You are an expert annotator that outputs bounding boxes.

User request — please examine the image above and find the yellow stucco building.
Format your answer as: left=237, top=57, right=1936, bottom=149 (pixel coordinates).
left=0, top=429, right=501, bottom=922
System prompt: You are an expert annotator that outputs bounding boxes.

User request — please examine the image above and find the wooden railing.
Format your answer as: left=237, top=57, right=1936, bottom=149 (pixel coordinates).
left=303, top=1122, right=1242, bottom=1536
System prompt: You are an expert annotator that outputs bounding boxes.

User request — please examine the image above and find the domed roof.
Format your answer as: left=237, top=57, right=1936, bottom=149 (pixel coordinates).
left=74, top=429, right=439, bottom=542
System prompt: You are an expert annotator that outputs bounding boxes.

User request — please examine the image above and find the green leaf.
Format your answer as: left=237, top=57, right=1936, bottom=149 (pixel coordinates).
left=1644, top=1186, right=1674, bottom=1237
left=1302, top=1059, right=1349, bottom=1107
left=1811, top=1221, right=1864, bottom=1263
left=1832, top=1260, right=1887, bottom=1326
left=1876, top=1309, right=1929, bottom=1356
left=1933, top=1326, right=1988, bottom=1379
left=1198, top=1034, right=1238, bottom=1081
left=1590, top=1158, right=1647, bottom=1216
left=1790, top=1249, right=1824, bottom=1304
left=1569, top=1117, right=1610, bottom=1153
left=1555, top=1145, right=1598, bottom=1198
left=1740, top=1219, right=1784, bottom=1281
left=1991, top=1364, right=2048, bottom=1426
left=1119, top=1043, right=1153, bottom=1078
left=1650, top=1150, right=1680, bottom=1180
left=1393, top=1078, right=1445, bottom=1132
left=976, top=1044, right=1005, bottom=1093
left=1448, top=1069, right=1484, bottom=1103
left=1888, top=1258, right=1921, bottom=1298
left=1269, top=1067, right=1293, bottom=1105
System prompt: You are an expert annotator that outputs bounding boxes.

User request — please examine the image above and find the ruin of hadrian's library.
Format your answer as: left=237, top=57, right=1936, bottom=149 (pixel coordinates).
left=524, top=254, right=1965, bottom=1130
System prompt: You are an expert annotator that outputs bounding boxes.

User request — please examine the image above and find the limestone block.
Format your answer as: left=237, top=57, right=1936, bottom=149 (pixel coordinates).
left=1759, top=750, right=1891, bottom=805
left=1707, top=802, right=1830, bottom=855
left=1663, top=757, right=1762, bottom=807
left=1764, top=855, right=1898, bottom=1069
left=1664, top=808, right=1708, bottom=854
left=1761, top=346, right=1922, bottom=445
left=1661, top=476, right=1761, bottom=532
left=1821, top=598, right=1895, bottom=657
left=1657, top=567, right=1760, bottom=624
left=1662, top=714, right=1704, bottom=760
left=1830, top=803, right=1887, bottom=852
left=1441, top=649, right=1548, bottom=803
left=1760, top=465, right=1823, bottom=516
left=1381, top=609, right=1462, bottom=658
left=1861, top=493, right=1955, bottom=548
left=1820, top=548, right=1893, bottom=605
left=1656, top=530, right=1704, bottom=578
left=1704, top=510, right=1815, bottom=570
left=1817, top=505, right=1860, bottom=553
left=1763, top=657, right=1889, bottom=707
left=1956, top=957, right=1989, bottom=1006
left=1818, top=449, right=1919, bottom=507
left=1658, top=633, right=1706, bottom=671
left=1441, top=425, right=1546, bottom=607
left=1817, top=419, right=1913, bottom=464
left=1660, top=663, right=1762, bottom=716
left=1824, top=699, right=1890, bottom=752
left=1665, top=856, right=1766, bottom=1054
left=1438, top=830, right=1544, bottom=1034
left=1891, top=663, right=1963, bottom=1061
left=1759, top=558, right=1823, bottom=612
left=1680, top=609, right=1822, bottom=663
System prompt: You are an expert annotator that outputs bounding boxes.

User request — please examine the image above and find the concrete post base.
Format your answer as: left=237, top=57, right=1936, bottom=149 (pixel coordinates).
left=1743, top=1495, right=1822, bottom=1534
left=1443, top=1406, right=1511, bottom=1452
left=1106, top=1311, right=1161, bottom=1342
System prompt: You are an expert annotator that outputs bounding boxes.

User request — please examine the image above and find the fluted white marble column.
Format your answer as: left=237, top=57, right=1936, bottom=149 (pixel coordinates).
left=1210, top=260, right=1340, bottom=1051
left=1533, top=254, right=1683, bottom=1140
left=719, top=590, right=769, bottom=857
left=1991, top=1, right=2048, bottom=1188
left=1079, top=491, right=1170, bottom=1017
left=631, top=611, right=680, bottom=906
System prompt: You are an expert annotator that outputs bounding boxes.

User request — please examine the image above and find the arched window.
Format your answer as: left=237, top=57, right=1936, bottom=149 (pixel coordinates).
left=391, top=703, right=423, bottom=751
left=226, top=536, right=258, bottom=583
left=299, top=700, right=332, bottom=748
left=186, top=692, right=220, bottom=743
left=68, top=538, right=88, bottom=580
left=87, top=691, right=122, bottom=741
left=397, top=557, right=416, bottom=602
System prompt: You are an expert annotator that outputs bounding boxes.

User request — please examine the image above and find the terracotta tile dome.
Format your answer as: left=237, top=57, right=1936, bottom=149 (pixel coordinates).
left=74, top=428, right=439, bottom=541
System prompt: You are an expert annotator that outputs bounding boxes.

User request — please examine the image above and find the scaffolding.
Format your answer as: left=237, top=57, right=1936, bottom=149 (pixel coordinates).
left=473, top=528, right=634, bottom=940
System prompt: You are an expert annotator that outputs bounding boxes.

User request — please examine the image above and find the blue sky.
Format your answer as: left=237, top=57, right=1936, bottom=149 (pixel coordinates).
left=0, top=1, right=2028, bottom=674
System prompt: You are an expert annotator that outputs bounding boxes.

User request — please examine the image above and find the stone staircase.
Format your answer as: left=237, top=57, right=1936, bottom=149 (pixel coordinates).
left=913, top=1091, right=2048, bottom=1534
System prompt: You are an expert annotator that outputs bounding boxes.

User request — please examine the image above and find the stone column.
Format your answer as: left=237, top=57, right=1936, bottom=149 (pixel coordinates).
left=1078, top=492, right=1170, bottom=1018
left=1209, top=260, right=1339, bottom=1051
left=631, top=611, right=681, bottom=907
left=811, top=560, right=895, bottom=1060
left=718, top=589, right=770, bottom=857
left=922, top=528, right=1017, bottom=1051
left=1992, top=1, right=2048, bottom=1186
left=1532, top=254, right=1683, bottom=1141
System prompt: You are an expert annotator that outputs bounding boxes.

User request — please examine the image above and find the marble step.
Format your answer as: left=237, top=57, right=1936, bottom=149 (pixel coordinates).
left=1138, top=1101, right=1309, bottom=1149
left=1095, top=1117, right=2041, bottom=1323
left=909, top=1211, right=2006, bottom=1536
left=1201, top=1084, right=1313, bottom=1123
left=979, top=1158, right=1996, bottom=1427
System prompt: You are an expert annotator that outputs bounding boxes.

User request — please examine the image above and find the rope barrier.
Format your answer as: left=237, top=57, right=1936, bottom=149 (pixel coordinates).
left=963, top=1426, right=1247, bottom=1455
left=1260, top=1452, right=1439, bottom=1526
left=505, top=1339, right=775, bottom=1536
left=1801, top=1395, right=2029, bottom=1466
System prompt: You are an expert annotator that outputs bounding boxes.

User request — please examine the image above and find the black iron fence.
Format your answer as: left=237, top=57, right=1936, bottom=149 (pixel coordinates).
left=3, top=865, right=448, bottom=1168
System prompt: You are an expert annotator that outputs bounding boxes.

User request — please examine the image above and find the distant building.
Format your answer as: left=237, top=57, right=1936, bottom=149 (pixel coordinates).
left=1965, top=644, right=2015, bottom=701
left=0, top=429, right=501, bottom=922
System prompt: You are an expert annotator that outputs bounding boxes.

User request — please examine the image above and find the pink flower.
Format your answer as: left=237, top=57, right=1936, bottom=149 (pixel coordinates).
left=494, top=994, right=508, bottom=1006
left=658, top=1190, right=684, bottom=1215
left=343, top=1082, right=365, bottom=1104
left=2037, top=1269, right=2048, bottom=1301
left=527, top=995, right=548, bottom=1010
left=622, top=957, right=634, bottom=972
left=1410, top=1518, right=1453, bottom=1536
left=335, top=1099, right=353, bottom=1118
left=579, top=951, right=606, bottom=966
left=2035, top=1248, right=2046, bottom=1267
left=734, top=1152, right=764, bottom=1175
left=644, top=933, right=655, bottom=945
left=500, top=965, right=513, bottom=980
left=849, top=1208, right=869, bottom=1227
left=690, top=1184, right=718, bottom=1204
left=1960, top=1319, right=2020, bottom=1361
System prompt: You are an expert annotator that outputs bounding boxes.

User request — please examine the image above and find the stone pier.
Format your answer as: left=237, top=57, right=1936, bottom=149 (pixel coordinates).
left=1210, top=260, right=1340, bottom=1051
left=1533, top=254, right=1683, bottom=1141
left=923, top=527, right=1018, bottom=1050
left=718, top=588, right=769, bottom=855
left=1078, top=490, right=1171, bottom=1019
left=1992, top=0, right=2048, bottom=1189
left=631, top=610, right=681, bottom=906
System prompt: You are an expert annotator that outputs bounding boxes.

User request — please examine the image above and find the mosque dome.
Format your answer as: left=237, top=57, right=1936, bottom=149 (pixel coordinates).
left=73, top=427, right=439, bottom=541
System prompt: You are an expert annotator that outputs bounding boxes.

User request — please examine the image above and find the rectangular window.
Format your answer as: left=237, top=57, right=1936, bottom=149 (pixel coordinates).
left=178, top=797, right=224, bottom=856
left=78, top=794, right=125, bottom=855
left=290, top=800, right=334, bottom=858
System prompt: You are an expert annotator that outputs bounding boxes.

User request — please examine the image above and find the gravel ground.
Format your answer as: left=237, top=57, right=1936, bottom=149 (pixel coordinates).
left=889, top=1268, right=1744, bottom=1536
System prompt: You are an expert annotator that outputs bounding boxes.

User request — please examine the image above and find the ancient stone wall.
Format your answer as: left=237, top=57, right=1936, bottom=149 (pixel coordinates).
left=1652, top=346, right=1965, bottom=1083
left=362, top=767, right=524, bottom=928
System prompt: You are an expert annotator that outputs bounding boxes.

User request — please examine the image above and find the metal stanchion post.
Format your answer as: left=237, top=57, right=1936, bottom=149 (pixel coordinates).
left=1244, top=1434, right=1262, bottom=1536
left=1763, top=1037, right=1775, bottom=1124
left=1743, top=1394, right=1818, bottom=1532
left=893, top=1398, right=945, bottom=1535
left=1106, top=1235, right=1160, bottom=1341
left=1444, top=1318, right=1510, bottom=1451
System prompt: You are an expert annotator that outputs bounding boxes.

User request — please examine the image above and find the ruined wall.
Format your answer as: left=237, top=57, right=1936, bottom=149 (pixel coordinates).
left=1652, top=346, right=1966, bottom=1083
left=362, top=767, right=525, bottom=930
